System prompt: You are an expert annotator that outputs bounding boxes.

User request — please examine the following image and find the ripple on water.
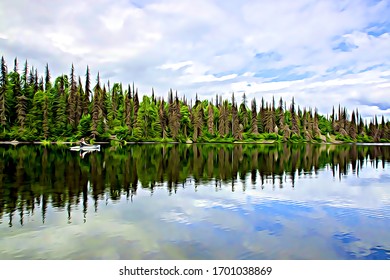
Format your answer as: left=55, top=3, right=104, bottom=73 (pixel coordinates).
left=333, top=232, right=360, bottom=244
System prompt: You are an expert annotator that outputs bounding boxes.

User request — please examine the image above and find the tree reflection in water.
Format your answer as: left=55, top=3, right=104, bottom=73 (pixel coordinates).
left=0, top=143, right=389, bottom=226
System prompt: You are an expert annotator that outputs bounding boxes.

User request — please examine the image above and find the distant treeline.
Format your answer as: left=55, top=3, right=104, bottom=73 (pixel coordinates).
left=0, top=56, right=389, bottom=143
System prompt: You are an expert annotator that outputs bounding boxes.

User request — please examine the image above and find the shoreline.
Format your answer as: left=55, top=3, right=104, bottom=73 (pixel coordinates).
left=1, top=140, right=389, bottom=146
left=0, top=141, right=110, bottom=145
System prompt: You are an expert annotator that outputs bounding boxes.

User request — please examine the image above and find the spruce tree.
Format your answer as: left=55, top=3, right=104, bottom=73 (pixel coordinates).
left=168, top=89, right=180, bottom=139
left=349, top=110, right=357, bottom=139
left=192, top=105, right=203, bottom=142
left=250, top=98, right=258, bottom=135
left=180, top=102, right=191, bottom=139
left=123, top=85, right=132, bottom=132
left=207, top=103, right=214, bottom=135
left=232, top=102, right=242, bottom=140
left=45, top=63, right=51, bottom=91
left=0, top=56, right=8, bottom=128
left=83, top=66, right=91, bottom=116
left=133, top=88, right=139, bottom=129
left=42, top=94, right=49, bottom=139
left=75, top=77, right=83, bottom=126
left=159, top=98, right=168, bottom=138
left=91, top=73, right=101, bottom=138
left=67, top=64, right=77, bottom=130
left=290, top=97, right=300, bottom=136
left=239, top=102, right=248, bottom=130
left=8, top=58, right=22, bottom=127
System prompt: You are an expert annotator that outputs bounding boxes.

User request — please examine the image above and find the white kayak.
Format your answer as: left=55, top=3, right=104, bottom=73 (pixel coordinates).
left=70, top=144, right=101, bottom=151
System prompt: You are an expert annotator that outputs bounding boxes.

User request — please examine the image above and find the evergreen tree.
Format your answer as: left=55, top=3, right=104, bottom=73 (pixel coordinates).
left=0, top=57, right=8, bottom=128
left=159, top=98, right=168, bottom=138
left=250, top=98, right=258, bottom=135
left=358, top=116, right=365, bottom=135
left=67, top=64, right=77, bottom=130
left=99, top=85, right=109, bottom=133
left=219, top=100, right=230, bottom=137
left=26, top=89, right=45, bottom=137
left=232, top=102, right=242, bottom=140
left=331, top=106, right=336, bottom=133
left=207, top=103, right=214, bottom=135
left=290, top=97, right=300, bottom=136
left=259, top=97, right=266, bottom=133
left=34, top=68, right=39, bottom=93
left=42, top=93, right=49, bottom=139
left=265, top=103, right=275, bottom=133
left=180, top=102, right=190, bottom=139
left=53, top=75, right=68, bottom=137
left=38, top=76, right=44, bottom=91
left=75, top=77, right=83, bottom=126
left=84, top=66, right=91, bottom=116
left=22, top=60, right=28, bottom=89
left=133, top=88, right=139, bottom=129
left=192, top=105, right=203, bottom=142
left=91, top=73, right=101, bottom=138
left=313, top=109, right=321, bottom=138
left=124, top=86, right=132, bottom=132
left=110, top=83, right=120, bottom=123
left=384, top=120, right=390, bottom=140
left=168, top=90, right=181, bottom=139
left=277, top=97, right=284, bottom=128
left=349, top=110, right=357, bottom=139
left=16, top=94, right=28, bottom=129
left=379, top=115, right=386, bottom=140
left=45, top=63, right=51, bottom=91
left=135, top=95, right=160, bottom=139
left=8, top=58, right=22, bottom=126
left=239, top=102, right=248, bottom=130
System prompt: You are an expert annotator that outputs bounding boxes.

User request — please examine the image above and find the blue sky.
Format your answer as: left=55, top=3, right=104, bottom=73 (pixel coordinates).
left=0, top=0, right=390, bottom=119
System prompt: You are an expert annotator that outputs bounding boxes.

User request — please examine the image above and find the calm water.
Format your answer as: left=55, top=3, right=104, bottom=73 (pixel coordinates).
left=0, top=143, right=390, bottom=260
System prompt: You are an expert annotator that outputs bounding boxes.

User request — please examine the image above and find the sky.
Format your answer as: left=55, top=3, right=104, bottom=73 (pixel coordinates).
left=1, top=0, right=390, bottom=119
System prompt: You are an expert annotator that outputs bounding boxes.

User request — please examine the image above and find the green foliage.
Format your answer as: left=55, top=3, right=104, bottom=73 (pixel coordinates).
left=290, top=133, right=302, bottom=142
left=335, top=134, right=354, bottom=142
left=136, top=95, right=160, bottom=140
left=54, top=93, right=68, bottom=137
left=20, top=128, right=39, bottom=141
left=318, top=115, right=332, bottom=134
left=263, top=132, right=278, bottom=140
left=77, top=114, right=92, bottom=137
left=180, top=104, right=191, bottom=138
left=356, top=134, right=373, bottom=143
left=0, top=56, right=388, bottom=144
left=114, top=126, right=130, bottom=140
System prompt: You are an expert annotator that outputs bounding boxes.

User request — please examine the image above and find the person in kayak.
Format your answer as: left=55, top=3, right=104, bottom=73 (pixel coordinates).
left=80, top=138, right=90, bottom=147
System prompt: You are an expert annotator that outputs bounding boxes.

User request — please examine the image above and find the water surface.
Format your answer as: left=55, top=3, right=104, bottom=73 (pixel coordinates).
left=0, top=143, right=389, bottom=259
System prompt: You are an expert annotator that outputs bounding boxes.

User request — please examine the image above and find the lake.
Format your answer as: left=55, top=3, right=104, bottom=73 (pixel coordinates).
left=0, top=143, right=389, bottom=259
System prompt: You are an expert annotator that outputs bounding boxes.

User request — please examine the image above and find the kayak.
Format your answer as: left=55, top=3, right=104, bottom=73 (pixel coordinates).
left=70, top=145, right=101, bottom=151
left=70, top=145, right=100, bottom=151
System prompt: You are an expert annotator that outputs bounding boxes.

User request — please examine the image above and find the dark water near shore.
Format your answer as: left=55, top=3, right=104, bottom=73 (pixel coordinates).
left=0, top=143, right=390, bottom=259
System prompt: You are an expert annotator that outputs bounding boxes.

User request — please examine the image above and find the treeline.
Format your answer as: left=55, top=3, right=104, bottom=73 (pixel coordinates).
left=0, top=56, right=389, bottom=142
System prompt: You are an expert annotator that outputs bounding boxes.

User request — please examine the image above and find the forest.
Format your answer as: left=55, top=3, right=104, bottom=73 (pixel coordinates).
left=0, top=56, right=389, bottom=143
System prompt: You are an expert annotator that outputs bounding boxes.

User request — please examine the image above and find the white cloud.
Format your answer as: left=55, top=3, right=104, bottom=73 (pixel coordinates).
left=0, top=0, right=389, bottom=119
left=47, top=33, right=90, bottom=55
left=192, top=73, right=238, bottom=83
left=99, top=5, right=143, bottom=32
left=158, top=61, right=193, bottom=71
left=232, top=80, right=301, bottom=93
